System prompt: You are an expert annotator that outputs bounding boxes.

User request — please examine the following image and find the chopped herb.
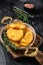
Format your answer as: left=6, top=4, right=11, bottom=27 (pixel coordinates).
left=13, top=7, right=34, bottom=23
left=2, top=29, right=20, bottom=50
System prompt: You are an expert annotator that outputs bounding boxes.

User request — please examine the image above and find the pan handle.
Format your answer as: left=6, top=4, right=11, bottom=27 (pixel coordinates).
left=24, top=47, right=43, bottom=65
left=1, top=16, right=12, bottom=24
left=24, top=47, right=38, bottom=57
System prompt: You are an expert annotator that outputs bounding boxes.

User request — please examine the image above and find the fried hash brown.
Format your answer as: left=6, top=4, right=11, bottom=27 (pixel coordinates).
left=6, top=28, right=23, bottom=41
left=6, top=20, right=33, bottom=48
left=5, top=20, right=26, bottom=29
left=20, top=30, right=33, bottom=46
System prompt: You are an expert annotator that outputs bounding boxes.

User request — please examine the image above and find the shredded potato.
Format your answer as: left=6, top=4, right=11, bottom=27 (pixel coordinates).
left=5, top=21, right=26, bottom=30
left=13, top=20, right=26, bottom=29
left=6, top=28, right=23, bottom=41
left=6, top=20, right=33, bottom=48
left=20, top=30, right=33, bottom=46
left=5, top=23, right=16, bottom=29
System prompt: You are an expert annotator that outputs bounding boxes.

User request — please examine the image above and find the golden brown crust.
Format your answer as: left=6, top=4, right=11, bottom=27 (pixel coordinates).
left=5, top=20, right=34, bottom=48
left=20, top=30, right=33, bottom=46
left=6, top=28, right=24, bottom=41
left=13, top=20, right=26, bottom=29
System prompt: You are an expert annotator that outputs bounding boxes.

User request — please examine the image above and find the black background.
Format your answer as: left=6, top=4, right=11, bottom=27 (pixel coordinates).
left=0, top=0, right=43, bottom=65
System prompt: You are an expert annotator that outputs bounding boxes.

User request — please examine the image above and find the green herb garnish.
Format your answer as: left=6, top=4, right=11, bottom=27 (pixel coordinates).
left=2, top=29, right=20, bottom=50
left=13, top=7, right=34, bottom=23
